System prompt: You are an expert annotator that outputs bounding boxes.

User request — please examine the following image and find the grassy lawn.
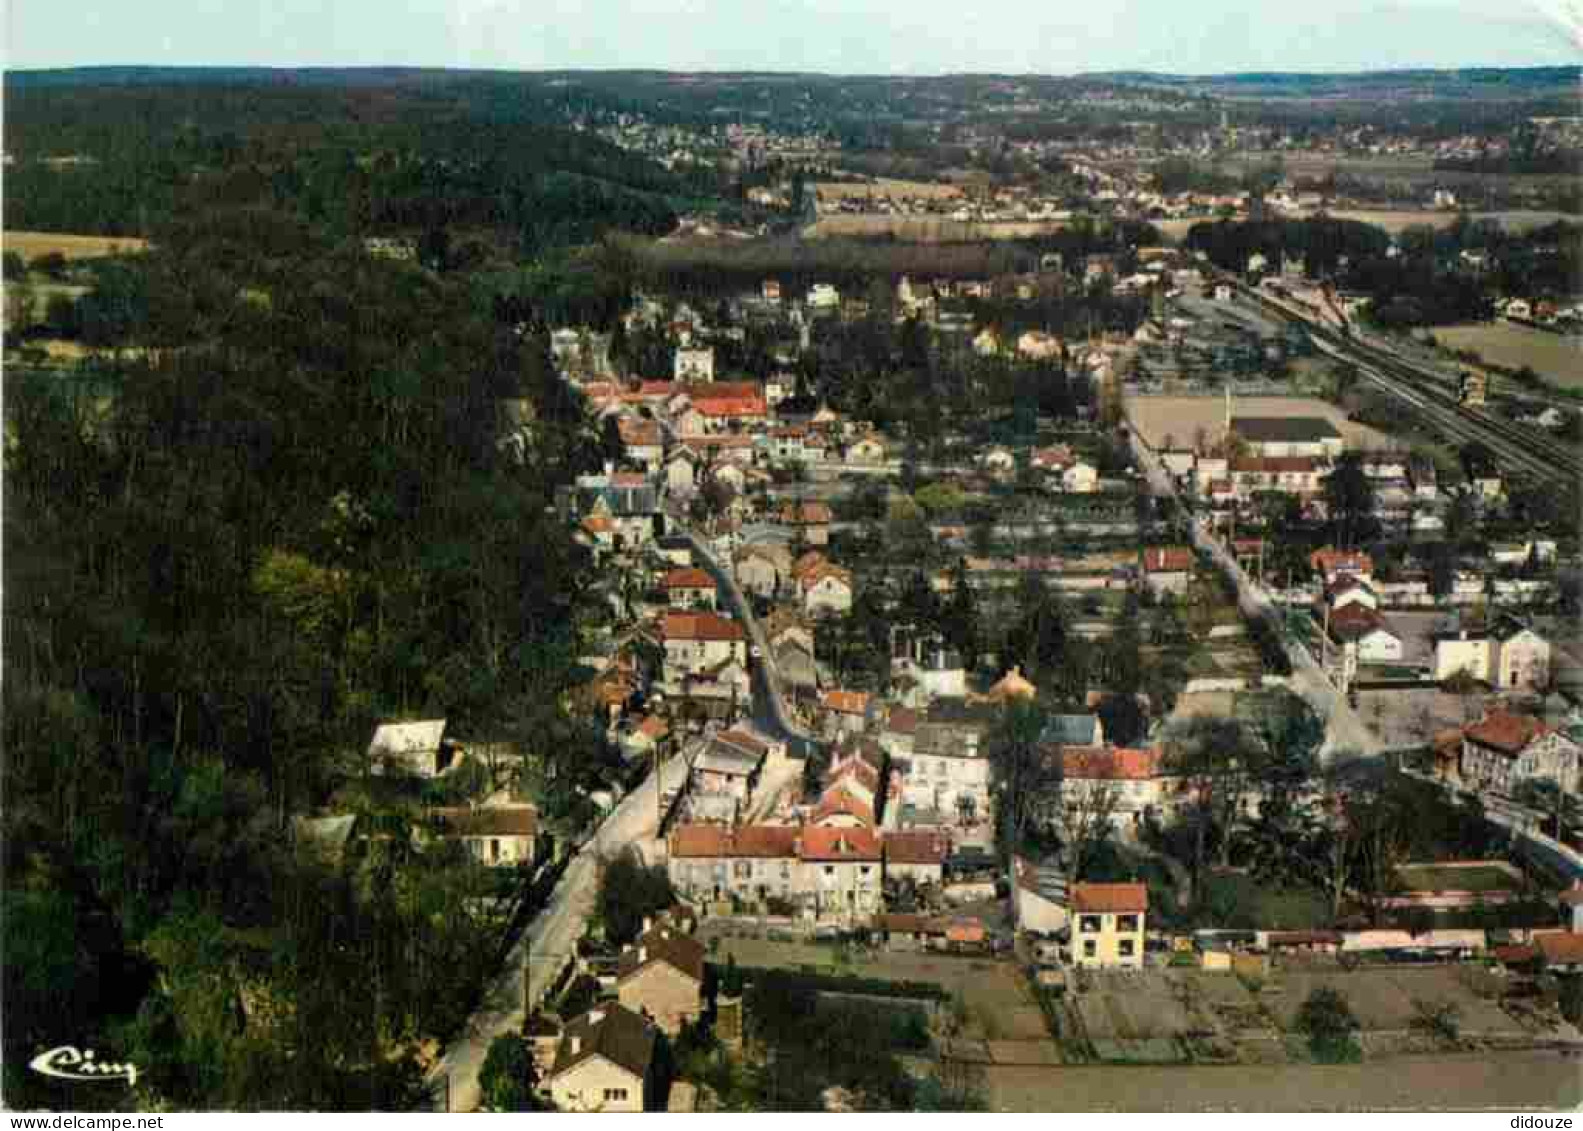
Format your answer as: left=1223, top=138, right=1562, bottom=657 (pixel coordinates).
left=1395, top=864, right=1521, bottom=894
left=1199, top=871, right=1332, bottom=931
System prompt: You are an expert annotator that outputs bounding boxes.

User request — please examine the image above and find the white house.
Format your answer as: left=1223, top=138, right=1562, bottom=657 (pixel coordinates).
left=660, top=610, right=747, bottom=677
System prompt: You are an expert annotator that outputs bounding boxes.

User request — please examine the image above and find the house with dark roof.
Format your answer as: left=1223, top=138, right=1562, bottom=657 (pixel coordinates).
left=1230, top=416, right=1344, bottom=459
left=426, top=804, right=541, bottom=868
left=546, top=1003, right=658, bottom=1112
left=617, top=924, right=706, bottom=1036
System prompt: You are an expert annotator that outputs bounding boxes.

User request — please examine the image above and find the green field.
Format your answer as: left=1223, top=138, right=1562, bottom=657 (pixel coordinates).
left=1394, top=864, right=1521, bottom=894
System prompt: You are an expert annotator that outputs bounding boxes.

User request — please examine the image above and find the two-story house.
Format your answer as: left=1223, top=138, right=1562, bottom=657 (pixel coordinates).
left=800, top=826, right=883, bottom=919
left=1461, top=710, right=1581, bottom=796
left=1067, top=882, right=1148, bottom=969
left=662, top=567, right=718, bottom=610
left=660, top=611, right=747, bottom=679
left=616, top=924, right=706, bottom=1036
left=546, top=1004, right=658, bottom=1112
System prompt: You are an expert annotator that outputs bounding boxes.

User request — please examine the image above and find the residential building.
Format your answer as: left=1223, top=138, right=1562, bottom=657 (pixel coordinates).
left=546, top=1004, right=658, bottom=1112
left=426, top=803, right=541, bottom=868
left=1010, top=855, right=1069, bottom=935
left=801, top=826, right=883, bottom=918
left=1230, top=417, right=1345, bottom=459
left=890, top=701, right=997, bottom=823
left=1309, top=547, right=1374, bottom=584
left=1141, top=546, right=1194, bottom=596
left=796, top=556, right=854, bottom=617
left=1042, top=713, right=1106, bottom=748
left=820, top=689, right=874, bottom=740
left=1493, top=621, right=1552, bottom=691
left=883, top=829, right=950, bottom=886
left=663, top=567, right=718, bottom=610
left=616, top=417, right=664, bottom=467
left=1068, top=883, right=1148, bottom=969
left=368, top=719, right=455, bottom=777
left=668, top=824, right=800, bottom=906
left=674, top=347, right=715, bottom=383
left=890, top=626, right=966, bottom=700
left=1057, top=746, right=1177, bottom=828
left=660, top=611, right=748, bottom=677
left=1230, top=456, right=1323, bottom=497
left=1461, top=709, right=1582, bottom=796
left=689, top=728, right=777, bottom=802
left=779, top=501, right=832, bottom=546
left=735, top=544, right=790, bottom=599
left=1319, top=602, right=1403, bottom=664
left=617, top=924, right=705, bottom=1036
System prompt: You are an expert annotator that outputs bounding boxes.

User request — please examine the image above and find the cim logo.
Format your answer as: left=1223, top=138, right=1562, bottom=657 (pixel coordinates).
left=29, top=1046, right=139, bottom=1087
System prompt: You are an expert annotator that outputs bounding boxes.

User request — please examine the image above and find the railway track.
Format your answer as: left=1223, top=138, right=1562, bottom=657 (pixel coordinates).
left=1233, top=284, right=1583, bottom=489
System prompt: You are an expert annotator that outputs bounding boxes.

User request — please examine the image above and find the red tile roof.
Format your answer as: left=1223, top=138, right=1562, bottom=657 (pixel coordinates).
left=1143, top=546, right=1193, bottom=573
left=811, top=786, right=875, bottom=827
left=1465, top=710, right=1550, bottom=756
left=781, top=501, right=833, bottom=525
left=1536, top=931, right=1583, bottom=966
left=663, top=568, right=716, bottom=591
left=1061, top=746, right=1163, bottom=781
left=821, top=689, right=870, bottom=715
left=668, top=824, right=799, bottom=859
left=662, top=611, right=745, bottom=643
left=883, top=830, right=950, bottom=866
left=798, top=826, right=881, bottom=862
left=1071, top=882, right=1149, bottom=914
left=1310, top=547, right=1373, bottom=575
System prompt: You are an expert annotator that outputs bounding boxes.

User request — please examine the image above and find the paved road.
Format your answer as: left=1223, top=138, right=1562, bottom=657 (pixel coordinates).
left=678, top=526, right=822, bottom=760
left=426, top=753, right=691, bottom=1112
left=1127, top=426, right=1380, bottom=762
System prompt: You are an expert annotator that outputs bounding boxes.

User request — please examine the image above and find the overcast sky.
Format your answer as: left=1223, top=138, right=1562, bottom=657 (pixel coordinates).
left=9, top=0, right=1581, bottom=73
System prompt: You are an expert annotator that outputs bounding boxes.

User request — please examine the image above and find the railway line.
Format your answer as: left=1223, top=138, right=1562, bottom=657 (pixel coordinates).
left=1232, top=283, right=1583, bottom=489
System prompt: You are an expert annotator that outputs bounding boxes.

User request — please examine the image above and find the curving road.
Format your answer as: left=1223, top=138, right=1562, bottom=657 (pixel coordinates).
left=676, top=525, right=822, bottom=760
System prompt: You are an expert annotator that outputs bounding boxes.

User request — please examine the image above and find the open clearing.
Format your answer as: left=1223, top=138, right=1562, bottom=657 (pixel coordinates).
left=1124, top=394, right=1391, bottom=451
left=813, top=179, right=963, bottom=203
left=5, top=231, right=150, bottom=261
left=1327, top=209, right=1574, bottom=235
left=1429, top=323, right=1582, bottom=388
left=803, top=216, right=1069, bottom=242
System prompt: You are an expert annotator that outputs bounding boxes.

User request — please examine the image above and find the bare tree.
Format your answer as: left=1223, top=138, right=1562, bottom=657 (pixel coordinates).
left=1049, top=775, right=1121, bottom=890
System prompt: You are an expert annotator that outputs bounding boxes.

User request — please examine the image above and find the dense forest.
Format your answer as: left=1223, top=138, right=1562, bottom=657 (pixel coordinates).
left=3, top=205, right=619, bottom=1108
left=2, top=76, right=711, bottom=256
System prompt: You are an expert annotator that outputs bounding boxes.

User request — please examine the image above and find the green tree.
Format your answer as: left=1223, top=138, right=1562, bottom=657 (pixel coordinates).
left=480, top=1033, right=547, bottom=1111
left=596, top=852, right=675, bottom=948
left=1296, top=986, right=1361, bottom=1063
